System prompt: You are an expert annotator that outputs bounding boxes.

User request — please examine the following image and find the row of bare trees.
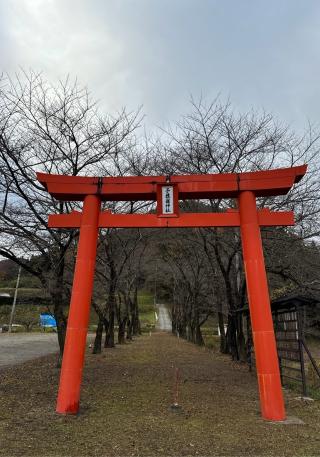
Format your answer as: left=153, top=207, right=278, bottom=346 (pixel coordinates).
left=149, top=97, right=320, bottom=358
left=1, top=72, right=320, bottom=361
left=0, top=71, right=145, bottom=360
left=151, top=224, right=320, bottom=359
left=152, top=102, right=320, bottom=354
left=90, top=228, right=149, bottom=353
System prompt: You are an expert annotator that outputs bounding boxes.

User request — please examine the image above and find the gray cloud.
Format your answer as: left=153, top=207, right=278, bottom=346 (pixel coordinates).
left=1, top=0, right=320, bottom=132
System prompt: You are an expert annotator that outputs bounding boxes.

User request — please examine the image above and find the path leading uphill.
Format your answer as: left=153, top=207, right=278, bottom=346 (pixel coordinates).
left=156, top=303, right=172, bottom=331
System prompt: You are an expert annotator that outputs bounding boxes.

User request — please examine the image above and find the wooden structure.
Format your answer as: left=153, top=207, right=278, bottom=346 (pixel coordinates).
left=248, top=295, right=320, bottom=396
left=272, top=295, right=320, bottom=396
left=37, top=165, right=307, bottom=421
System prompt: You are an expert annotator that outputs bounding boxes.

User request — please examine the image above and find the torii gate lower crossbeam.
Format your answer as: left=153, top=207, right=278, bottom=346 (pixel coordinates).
left=37, top=165, right=307, bottom=422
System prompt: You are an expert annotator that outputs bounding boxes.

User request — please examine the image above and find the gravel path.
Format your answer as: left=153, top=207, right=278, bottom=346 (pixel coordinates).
left=0, top=332, right=59, bottom=368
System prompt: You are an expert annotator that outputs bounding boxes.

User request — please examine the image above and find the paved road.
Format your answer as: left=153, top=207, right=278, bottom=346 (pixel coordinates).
left=156, top=304, right=172, bottom=331
left=0, top=333, right=59, bottom=368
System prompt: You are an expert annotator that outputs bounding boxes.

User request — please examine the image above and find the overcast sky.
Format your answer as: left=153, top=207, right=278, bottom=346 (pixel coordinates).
left=1, top=0, right=320, bottom=132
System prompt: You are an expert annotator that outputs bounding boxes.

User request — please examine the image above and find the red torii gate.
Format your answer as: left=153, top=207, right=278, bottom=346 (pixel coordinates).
left=37, top=164, right=307, bottom=422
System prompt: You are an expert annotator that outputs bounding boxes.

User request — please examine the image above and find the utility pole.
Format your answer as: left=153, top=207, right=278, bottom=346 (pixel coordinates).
left=8, top=266, right=21, bottom=333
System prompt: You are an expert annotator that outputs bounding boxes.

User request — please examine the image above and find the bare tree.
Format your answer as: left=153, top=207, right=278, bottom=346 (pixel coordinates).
left=150, top=97, right=320, bottom=356
left=0, top=70, right=141, bottom=360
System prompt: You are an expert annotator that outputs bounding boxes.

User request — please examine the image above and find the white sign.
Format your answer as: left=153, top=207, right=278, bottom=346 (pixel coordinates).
left=162, top=186, right=174, bottom=214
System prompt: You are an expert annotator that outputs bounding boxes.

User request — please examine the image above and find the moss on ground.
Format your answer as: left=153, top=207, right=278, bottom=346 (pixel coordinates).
left=1, top=333, right=320, bottom=456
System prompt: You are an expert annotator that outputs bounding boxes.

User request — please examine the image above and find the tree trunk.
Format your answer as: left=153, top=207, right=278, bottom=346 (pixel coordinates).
left=124, top=294, right=132, bottom=340
left=226, top=314, right=239, bottom=360
left=105, top=308, right=115, bottom=348
left=179, top=312, right=187, bottom=339
left=92, top=302, right=107, bottom=354
left=195, top=324, right=204, bottom=346
left=187, top=323, right=193, bottom=342
left=236, top=312, right=247, bottom=362
left=171, top=304, right=177, bottom=334
left=218, top=310, right=227, bottom=353
left=178, top=319, right=186, bottom=338
left=103, top=318, right=109, bottom=346
left=53, top=301, right=66, bottom=367
left=132, top=284, right=141, bottom=336
left=50, top=254, right=67, bottom=367
left=126, top=318, right=133, bottom=340
left=92, top=319, right=104, bottom=354
left=118, top=318, right=127, bottom=344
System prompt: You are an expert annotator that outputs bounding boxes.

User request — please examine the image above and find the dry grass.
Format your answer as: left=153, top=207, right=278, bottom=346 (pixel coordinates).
left=1, top=332, right=320, bottom=456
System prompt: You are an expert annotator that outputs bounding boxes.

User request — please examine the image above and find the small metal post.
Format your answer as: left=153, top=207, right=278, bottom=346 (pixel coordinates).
left=8, top=266, right=22, bottom=333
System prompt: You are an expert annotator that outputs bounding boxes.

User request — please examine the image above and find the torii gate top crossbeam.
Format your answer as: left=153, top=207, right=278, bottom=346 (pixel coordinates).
left=37, top=165, right=307, bottom=202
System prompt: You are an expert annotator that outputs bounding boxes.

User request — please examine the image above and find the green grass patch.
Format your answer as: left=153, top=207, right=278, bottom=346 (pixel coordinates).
left=201, top=316, right=221, bottom=350
left=0, top=303, right=50, bottom=331
left=0, top=289, right=156, bottom=332
left=138, top=291, right=156, bottom=331
left=0, top=287, right=47, bottom=298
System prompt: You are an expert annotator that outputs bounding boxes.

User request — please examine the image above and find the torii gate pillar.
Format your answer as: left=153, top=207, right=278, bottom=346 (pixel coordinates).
left=56, top=195, right=101, bottom=414
left=239, top=191, right=285, bottom=421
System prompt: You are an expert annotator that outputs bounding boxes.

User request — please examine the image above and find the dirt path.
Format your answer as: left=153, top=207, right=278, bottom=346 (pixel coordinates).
left=156, top=303, right=172, bottom=331
left=0, top=332, right=59, bottom=368
left=1, top=332, right=320, bottom=456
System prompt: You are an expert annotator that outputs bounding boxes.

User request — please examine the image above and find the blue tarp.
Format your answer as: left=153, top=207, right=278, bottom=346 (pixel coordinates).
left=40, top=313, right=57, bottom=328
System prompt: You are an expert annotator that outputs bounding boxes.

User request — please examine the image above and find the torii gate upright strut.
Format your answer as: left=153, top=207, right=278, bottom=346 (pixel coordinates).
left=37, top=165, right=307, bottom=422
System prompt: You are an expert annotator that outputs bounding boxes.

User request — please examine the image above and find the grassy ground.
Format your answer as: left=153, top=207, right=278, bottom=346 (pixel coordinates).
left=201, top=316, right=220, bottom=350
left=1, top=332, right=320, bottom=456
left=138, top=293, right=156, bottom=331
